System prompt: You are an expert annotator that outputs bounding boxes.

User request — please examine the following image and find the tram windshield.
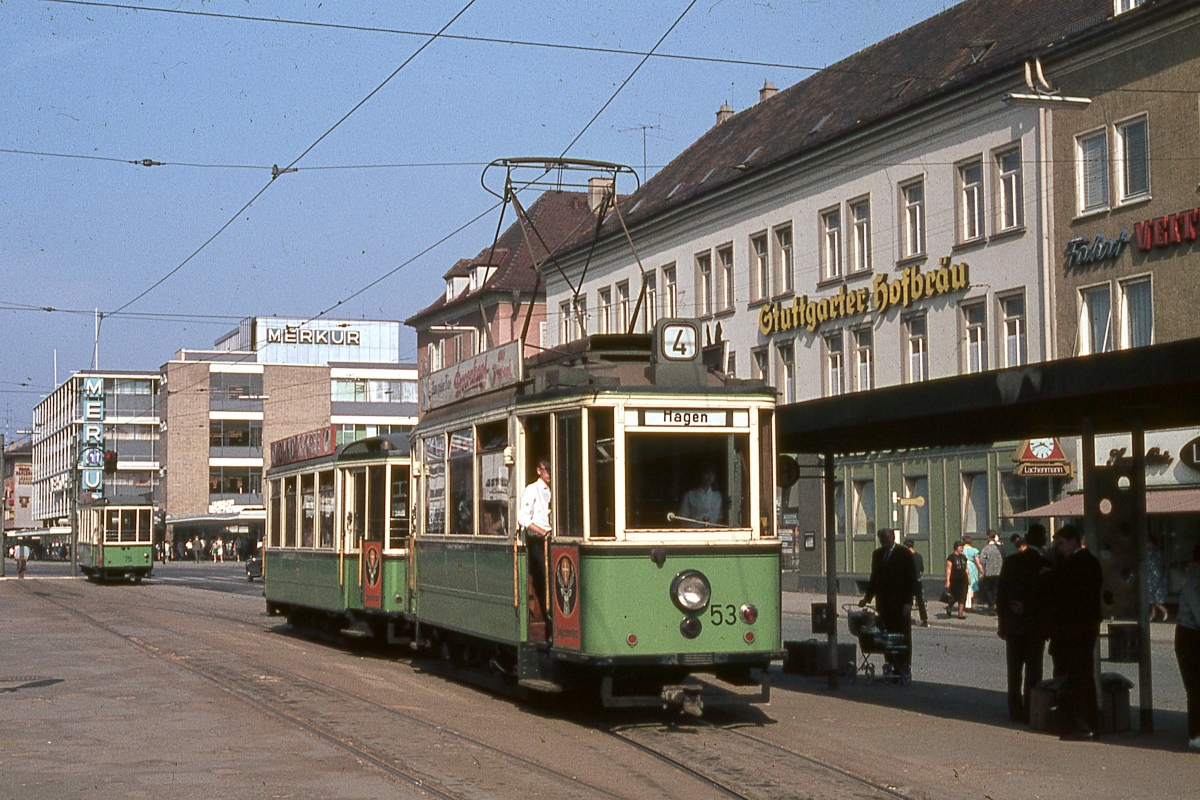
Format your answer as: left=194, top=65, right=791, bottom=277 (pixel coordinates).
left=624, top=432, right=750, bottom=530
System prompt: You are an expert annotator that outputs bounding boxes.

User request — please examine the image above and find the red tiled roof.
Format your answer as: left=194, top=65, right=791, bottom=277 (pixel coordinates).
left=560, top=0, right=1143, bottom=251
left=408, top=190, right=600, bottom=325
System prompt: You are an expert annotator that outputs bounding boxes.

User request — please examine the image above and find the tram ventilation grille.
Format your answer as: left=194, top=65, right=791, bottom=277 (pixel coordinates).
left=680, top=653, right=714, bottom=666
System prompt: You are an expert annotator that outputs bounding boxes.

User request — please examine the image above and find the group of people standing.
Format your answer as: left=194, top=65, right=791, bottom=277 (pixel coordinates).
left=943, top=531, right=1006, bottom=618
left=862, top=524, right=1200, bottom=748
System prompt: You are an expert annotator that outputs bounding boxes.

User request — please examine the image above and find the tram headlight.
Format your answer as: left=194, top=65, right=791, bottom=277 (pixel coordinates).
left=670, top=570, right=711, bottom=613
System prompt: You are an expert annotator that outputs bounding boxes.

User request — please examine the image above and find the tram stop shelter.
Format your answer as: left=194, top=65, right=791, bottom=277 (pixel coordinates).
left=776, top=335, right=1200, bottom=731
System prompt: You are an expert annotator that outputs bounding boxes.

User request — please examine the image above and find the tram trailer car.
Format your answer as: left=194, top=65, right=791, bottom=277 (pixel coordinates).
left=411, top=320, right=782, bottom=712
left=263, top=431, right=411, bottom=639
left=77, top=505, right=156, bottom=582
left=262, top=321, right=782, bottom=713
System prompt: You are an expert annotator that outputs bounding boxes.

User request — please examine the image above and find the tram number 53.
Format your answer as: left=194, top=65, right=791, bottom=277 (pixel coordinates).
left=709, top=603, right=738, bottom=626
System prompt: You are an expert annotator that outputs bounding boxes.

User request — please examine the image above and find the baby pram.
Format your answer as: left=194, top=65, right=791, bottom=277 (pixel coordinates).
left=843, top=604, right=911, bottom=685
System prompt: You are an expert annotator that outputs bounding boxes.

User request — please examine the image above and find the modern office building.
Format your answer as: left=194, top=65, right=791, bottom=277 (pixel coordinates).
left=159, top=317, right=418, bottom=550
left=31, top=371, right=162, bottom=526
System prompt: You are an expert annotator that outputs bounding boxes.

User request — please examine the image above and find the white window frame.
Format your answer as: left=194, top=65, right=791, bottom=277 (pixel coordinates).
left=559, top=300, right=573, bottom=344
left=774, top=224, right=794, bottom=295
left=853, top=327, right=873, bottom=392
left=1077, top=128, right=1109, bottom=214
left=696, top=251, right=713, bottom=317
left=1079, top=282, right=1114, bottom=355
left=906, top=314, right=928, bottom=382
left=751, top=233, right=770, bottom=301
left=1115, top=0, right=1145, bottom=14
left=1000, top=293, right=1027, bottom=368
left=597, top=286, right=612, bottom=334
left=752, top=347, right=770, bottom=382
left=726, top=350, right=737, bottom=378
left=644, top=272, right=658, bottom=330
left=616, top=280, right=630, bottom=333
left=1119, top=275, right=1153, bottom=349
left=825, top=332, right=844, bottom=397
left=573, top=296, right=588, bottom=340
left=996, top=146, right=1023, bottom=231
left=850, top=197, right=871, bottom=273
left=1116, top=114, right=1150, bottom=204
left=821, top=207, right=843, bottom=280
left=777, top=342, right=796, bottom=404
left=958, top=159, right=984, bottom=242
left=963, top=301, right=987, bottom=374
left=717, top=244, right=734, bottom=311
left=901, top=179, right=926, bottom=258
left=662, top=265, right=677, bottom=318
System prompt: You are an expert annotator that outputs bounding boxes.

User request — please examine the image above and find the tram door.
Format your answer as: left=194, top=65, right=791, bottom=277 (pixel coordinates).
left=345, top=466, right=387, bottom=609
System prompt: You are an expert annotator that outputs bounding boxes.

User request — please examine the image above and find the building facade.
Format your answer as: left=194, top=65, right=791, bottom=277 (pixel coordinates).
left=159, top=317, right=418, bottom=550
left=407, top=189, right=605, bottom=387
left=1047, top=0, right=1200, bottom=596
left=31, top=371, right=161, bottom=526
left=542, top=0, right=1175, bottom=584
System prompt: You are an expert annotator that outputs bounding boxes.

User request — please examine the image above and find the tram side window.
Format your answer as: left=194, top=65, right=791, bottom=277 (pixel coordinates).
left=589, top=408, right=616, bottom=538
left=347, top=468, right=366, bottom=549
left=367, top=465, right=387, bottom=542
left=301, top=473, right=316, bottom=548
left=284, top=477, right=297, bottom=548
left=389, top=466, right=409, bottom=548
left=477, top=420, right=509, bottom=537
left=269, top=479, right=281, bottom=547
left=106, top=510, right=120, bottom=543
left=120, top=510, right=137, bottom=542
left=625, top=432, right=750, bottom=530
left=448, top=428, right=474, bottom=535
left=139, top=509, right=152, bottom=543
left=556, top=413, right=584, bottom=538
left=759, top=411, right=775, bottom=538
left=425, top=435, right=446, bottom=534
left=319, top=470, right=335, bottom=548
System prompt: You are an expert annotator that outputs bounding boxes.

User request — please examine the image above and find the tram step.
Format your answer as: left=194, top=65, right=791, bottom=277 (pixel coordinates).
left=518, top=678, right=564, bottom=694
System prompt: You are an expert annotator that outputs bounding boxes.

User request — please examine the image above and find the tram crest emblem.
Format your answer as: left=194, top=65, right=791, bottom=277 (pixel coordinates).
left=365, top=546, right=381, bottom=588
left=554, top=554, right=577, bottom=616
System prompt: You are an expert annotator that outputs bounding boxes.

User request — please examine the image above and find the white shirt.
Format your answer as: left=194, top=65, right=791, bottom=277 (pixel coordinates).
left=517, top=478, right=552, bottom=534
left=679, top=486, right=723, bottom=525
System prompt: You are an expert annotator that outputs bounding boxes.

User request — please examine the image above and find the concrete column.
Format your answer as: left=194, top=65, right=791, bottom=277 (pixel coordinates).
left=824, top=450, right=839, bottom=689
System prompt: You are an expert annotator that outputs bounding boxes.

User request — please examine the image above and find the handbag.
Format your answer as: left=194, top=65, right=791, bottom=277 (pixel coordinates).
left=939, top=588, right=953, bottom=604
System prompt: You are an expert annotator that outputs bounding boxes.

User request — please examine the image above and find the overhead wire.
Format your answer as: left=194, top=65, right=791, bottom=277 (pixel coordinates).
left=102, top=0, right=480, bottom=319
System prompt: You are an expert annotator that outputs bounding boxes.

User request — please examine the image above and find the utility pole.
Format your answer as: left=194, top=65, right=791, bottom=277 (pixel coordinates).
left=1, top=433, right=6, bottom=578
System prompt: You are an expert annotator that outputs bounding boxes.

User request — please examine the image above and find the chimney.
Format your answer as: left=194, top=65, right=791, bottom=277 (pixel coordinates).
left=759, top=81, right=777, bottom=103
left=587, top=176, right=614, bottom=214
left=715, top=102, right=734, bottom=126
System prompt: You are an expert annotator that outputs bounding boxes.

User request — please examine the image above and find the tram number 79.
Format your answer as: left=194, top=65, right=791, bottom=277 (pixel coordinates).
left=709, top=603, right=738, bottom=626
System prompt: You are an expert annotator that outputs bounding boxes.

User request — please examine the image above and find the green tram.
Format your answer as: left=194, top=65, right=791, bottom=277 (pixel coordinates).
left=263, top=432, right=411, bottom=636
left=263, top=321, right=782, bottom=712
left=77, top=504, right=156, bottom=582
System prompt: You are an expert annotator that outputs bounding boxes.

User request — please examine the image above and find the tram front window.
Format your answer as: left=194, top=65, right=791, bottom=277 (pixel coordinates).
left=625, top=432, right=750, bottom=530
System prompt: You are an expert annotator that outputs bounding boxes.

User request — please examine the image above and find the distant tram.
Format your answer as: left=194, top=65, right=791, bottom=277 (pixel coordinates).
left=263, top=321, right=782, bottom=713
left=77, top=503, right=156, bottom=582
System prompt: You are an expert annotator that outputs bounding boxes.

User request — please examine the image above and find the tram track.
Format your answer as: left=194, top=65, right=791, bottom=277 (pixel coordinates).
left=603, top=718, right=918, bottom=800
left=24, top=581, right=921, bottom=800
left=20, top=583, right=719, bottom=800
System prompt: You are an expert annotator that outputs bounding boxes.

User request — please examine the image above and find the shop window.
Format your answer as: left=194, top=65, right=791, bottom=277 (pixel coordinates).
left=904, top=476, right=930, bottom=539
left=962, top=472, right=989, bottom=536
left=853, top=479, right=875, bottom=539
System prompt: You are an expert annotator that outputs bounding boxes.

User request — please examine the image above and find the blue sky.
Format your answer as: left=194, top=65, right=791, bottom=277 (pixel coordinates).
left=1, top=0, right=961, bottom=434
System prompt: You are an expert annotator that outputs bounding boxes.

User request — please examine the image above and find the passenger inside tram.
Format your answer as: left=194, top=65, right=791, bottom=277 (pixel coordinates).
left=676, top=465, right=723, bottom=527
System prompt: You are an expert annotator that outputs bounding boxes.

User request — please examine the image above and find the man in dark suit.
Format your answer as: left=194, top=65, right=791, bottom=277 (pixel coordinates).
left=1047, top=524, right=1103, bottom=739
left=860, top=528, right=918, bottom=669
left=997, top=523, right=1052, bottom=723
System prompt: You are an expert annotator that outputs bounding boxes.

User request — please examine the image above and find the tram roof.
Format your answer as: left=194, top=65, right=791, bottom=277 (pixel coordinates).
left=266, top=432, right=411, bottom=477
left=777, top=337, right=1200, bottom=454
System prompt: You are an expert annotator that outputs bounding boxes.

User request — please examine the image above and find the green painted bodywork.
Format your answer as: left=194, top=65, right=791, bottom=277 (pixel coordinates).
left=574, top=547, right=781, bottom=657
left=264, top=550, right=408, bottom=615
left=412, top=538, right=522, bottom=641
left=78, top=542, right=154, bottom=575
